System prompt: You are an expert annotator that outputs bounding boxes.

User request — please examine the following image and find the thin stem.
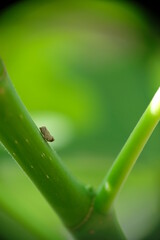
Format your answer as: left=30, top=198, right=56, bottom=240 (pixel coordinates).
left=95, top=88, right=160, bottom=213
left=0, top=59, right=93, bottom=228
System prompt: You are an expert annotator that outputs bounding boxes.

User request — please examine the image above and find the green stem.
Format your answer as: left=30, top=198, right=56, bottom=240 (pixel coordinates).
left=0, top=59, right=92, bottom=228
left=95, top=87, right=160, bottom=213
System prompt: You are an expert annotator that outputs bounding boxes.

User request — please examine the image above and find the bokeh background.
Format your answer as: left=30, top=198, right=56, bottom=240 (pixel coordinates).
left=0, top=1, right=160, bottom=239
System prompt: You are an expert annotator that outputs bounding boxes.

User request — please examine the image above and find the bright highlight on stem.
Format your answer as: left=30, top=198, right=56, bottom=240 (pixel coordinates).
left=95, top=88, right=160, bottom=214
left=150, top=87, right=160, bottom=115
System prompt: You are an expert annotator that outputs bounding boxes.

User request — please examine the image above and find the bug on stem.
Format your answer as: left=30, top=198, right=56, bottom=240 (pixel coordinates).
left=40, top=126, right=54, bottom=142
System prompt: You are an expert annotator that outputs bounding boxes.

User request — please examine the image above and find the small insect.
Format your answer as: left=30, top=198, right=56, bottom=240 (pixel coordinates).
left=40, top=126, right=54, bottom=142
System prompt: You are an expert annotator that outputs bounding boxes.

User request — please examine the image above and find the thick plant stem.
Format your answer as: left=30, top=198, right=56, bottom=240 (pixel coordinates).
left=95, top=87, right=160, bottom=213
left=0, top=59, right=93, bottom=228
left=73, top=207, right=125, bottom=240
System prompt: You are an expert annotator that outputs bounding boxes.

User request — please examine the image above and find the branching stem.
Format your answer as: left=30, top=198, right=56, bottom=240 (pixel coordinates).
left=95, top=87, right=160, bottom=213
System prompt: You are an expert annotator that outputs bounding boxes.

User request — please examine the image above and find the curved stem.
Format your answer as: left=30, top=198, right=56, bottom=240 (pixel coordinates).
left=0, top=59, right=92, bottom=228
left=95, top=88, right=160, bottom=213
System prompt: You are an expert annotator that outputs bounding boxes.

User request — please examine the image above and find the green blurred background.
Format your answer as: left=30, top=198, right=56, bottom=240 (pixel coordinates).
left=0, top=1, right=160, bottom=239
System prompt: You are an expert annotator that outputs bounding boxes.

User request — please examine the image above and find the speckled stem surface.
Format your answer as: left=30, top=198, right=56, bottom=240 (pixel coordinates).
left=0, top=59, right=92, bottom=229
